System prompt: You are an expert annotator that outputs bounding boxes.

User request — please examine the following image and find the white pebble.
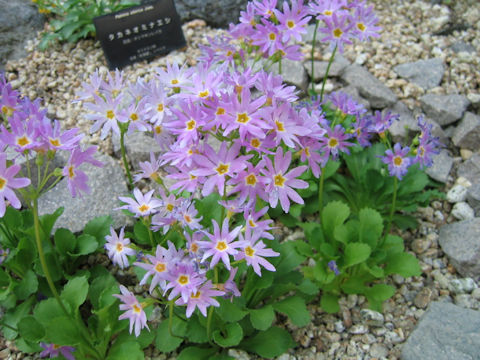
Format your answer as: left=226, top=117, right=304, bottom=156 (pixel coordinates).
left=451, top=202, right=475, bottom=220
left=446, top=184, right=468, bottom=203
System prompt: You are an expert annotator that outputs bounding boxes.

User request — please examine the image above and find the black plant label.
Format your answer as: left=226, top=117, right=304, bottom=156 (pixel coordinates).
left=94, top=0, right=186, bottom=70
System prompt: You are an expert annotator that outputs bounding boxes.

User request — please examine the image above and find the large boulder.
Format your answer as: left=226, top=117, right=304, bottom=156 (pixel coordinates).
left=174, top=0, right=248, bottom=28
left=0, top=0, right=44, bottom=69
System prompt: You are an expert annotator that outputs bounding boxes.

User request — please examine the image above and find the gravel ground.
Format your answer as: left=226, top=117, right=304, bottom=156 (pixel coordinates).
left=1, top=0, right=480, bottom=359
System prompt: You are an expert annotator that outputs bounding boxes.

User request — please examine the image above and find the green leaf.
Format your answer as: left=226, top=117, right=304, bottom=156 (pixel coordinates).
left=273, top=295, right=310, bottom=327
left=298, top=279, right=320, bottom=295
left=134, top=221, right=151, bottom=245
left=71, top=234, right=98, bottom=256
left=2, top=206, right=23, bottom=230
left=249, top=305, right=275, bottom=331
left=216, top=297, right=248, bottom=323
left=2, top=296, right=35, bottom=339
left=0, top=268, right=12, bottom=301
left=321, top=201, right=350, bottom=240
left=107, top=340, right=144, bottom=360
left=196, top=193, right=222, bottom=226
left=54, top=228, right=76, bottom=256
left=178, top=346, right=217, bottom=360
left=241, top=327, right=295, bottom=358
left=13, top=269, right=38, bottom=300
left=17, top=316, right=45, bottom=342
left=34, top=298, right=69, bottom=324
left=323, top=159, right=341, bottom=179
left=39, top=207, right=64, bottom=239
left=213, top=322, right=243, bottom=347
left=61, top=276, right=89, bottom=310
left=155, top=318, right=186, bottom=352
left=83, top=215, right=112, bottom=246
left=320, top=292, right=340, bottom=313
left=384, top=252, right=421, bottom=277
left=358, top=208, right=383, bottom=249
left=364, top=284, right=395, bottom=312
left=43, top=316, right=82, bottom=346
left=89, top=272, right=118, bottom=309
left=344, top=243, right=371, bottom=268
left=298, top=222, right=323, bottom=251
left=185, top=315, right=208, bottom=343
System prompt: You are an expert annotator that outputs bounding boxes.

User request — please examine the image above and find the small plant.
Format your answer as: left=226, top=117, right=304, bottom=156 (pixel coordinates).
left=33, top=0, right=139, bottom=50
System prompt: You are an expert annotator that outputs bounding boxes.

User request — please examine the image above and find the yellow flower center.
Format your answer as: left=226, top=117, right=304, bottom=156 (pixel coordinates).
left=248, top=219, right=256, bottom=227
left=155, top=263, right=166, bottom=273
left=328, top=138, right=338, bottom=148
left=1, top=105, right=14, bottom=117
left=275, top=120, right=285, bottom=132
left=199, top=90, right=209, bottom=98
left=68, top=165, right=75, bottom=179
left=17, top=136, right=30, bottom=147
left=393, top=156, right=403, bottom=166
left=157, top=103, right=164, bottom=112
left=265, top=97, right=272, bottom=106
left=419, top=147, right=425, bottom=157
left=106, top=110, right=115, bottom=119
left=324, top=10, right=332, bottom=16
left=357, top=23, right=366, bottom=32
left=178, top=275, right=189, bottom=285
left=237, top=113, right=250, bottom=123
left=333, top=28, right=343, bottom=38
left=251, top=138, right=260, bottom=148
left=154, top=125, right=163, bottom=134
left=132, top=303, right=142, bottom=313
left=246, top=174, right=257, bottom=186
left=190, top=243, right=199, bottom=253
left=216, top=163, right=229, bottom=175
left=269, top=32, right=276, bottom=41
left=49, top=138, right=61, bottom=147
left=287, top=20, right=295, bottom=29
left=245, top=246, right=255, bottom=257
left=303, top=147, right=311, bottom=157
left=166, top=203, right=174, bottom=212
left=130, top=113, right=139, bottom=121
left=138, top=204, right=150, bottom=213
left=216, top=241, right=227, bottom=251
left=191, top=291, right=201, bottom=299
left=186, top=119, right=196, bottom=130
left=116, top=243, right=123, bottom=252
left=0, top=177, right=6, bottom=190
left=171, top=79, right=179, bottom=85
left=184, top=214, right=192, bottom=223
left=274, top=173, right=286, bottom=187
left=235, top=85, right=243, bottom=94
left=216, top=107, right=225, bottom=115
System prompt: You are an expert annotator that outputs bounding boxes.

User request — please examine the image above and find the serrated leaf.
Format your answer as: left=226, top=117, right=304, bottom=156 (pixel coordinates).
left=358, top=208, right=383, bottom=249
left=249, top=305, right=275, bottom=331
left=273, top=295, right=310, bottom=327
left=344, top=243, right=371, bottom=268
left=54, top=228, right=76, bottom=256
left=213, top=322, right=243, bottom=347
left=61, top=276, right=89, bottom=310
left=241, top=327, right=295, bottom=358
left=13, top=269, right=38, bottom=300
left=384, top=252, right=421, bottom=277
left=321, top=201, right=350, bottom=240
left=320, top=292, right=340, bottom=313
left=83, top=215, right=112, bottom=246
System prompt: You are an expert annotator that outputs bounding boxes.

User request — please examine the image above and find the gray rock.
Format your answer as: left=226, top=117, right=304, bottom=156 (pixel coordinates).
left=451, top=202, right=475, bottom=221
left=401, top=302, right=480, bottom=360
left=360, top=309, right=384, bottom=327
left=450, top=41, right=476, bottom=54
left=305, top=55, right=350, bottom=81
left=439, top=218, right=480, bottom=278
left=466, top=182, right=480, bottom=216
left=0, top=0, right=44, bottom=69
left=393, top=58, right=444, bottom=90
left=335, top=85, right=371, bottom=111
left=341, top=64, right=397, bottom=109
left=38, top=154, right=131, bottom=233
left=425, top=149, right=453, bottom=183
left=457, top=153, right=480, bottom=185
left=452, top=112, right=480, bottom=150
left=272, top=58, right=309, bottom=95
left=370, top=343, right=389, bottom=358
left=174, top=0, right=248, bottom=28
left=303, top=23, right=321, bottom=44
left=113, top=131, right=162, bottom=172
left=446, top=184, right=468, bottom=203
left=450, top=278, right=478, bottom=294
left=420, top=94, right=470, bottom=126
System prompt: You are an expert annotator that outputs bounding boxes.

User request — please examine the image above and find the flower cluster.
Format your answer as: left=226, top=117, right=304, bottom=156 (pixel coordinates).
left=0, top=75, right=102, bottom=216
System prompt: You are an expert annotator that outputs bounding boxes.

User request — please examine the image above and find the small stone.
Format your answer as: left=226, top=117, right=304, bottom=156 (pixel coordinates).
left=369, top=343, right=389, bottom=358
left=425, top=150, right=453, bottom=183
left=414, top=288, right=433, bottom=309
left=412, top=237, right=431, bottom=254
left=450, top=278, right=477, bottom=294
left=454, top=294, right=478, bottom=309
left=446, top=184, right=468, bottom=203
left=0, top=349, right=10, bottom=359
left=360, top=309, right=384, bottom=327
left=420, top=94, right=470, bottom=126
left=451, top=202, right=475, bottom=221
left=385, top=330, right=404, bottom=344
left=452, top=112, right=480, bottom=151
left=348, top=324, right=368, bottom=335
left=456, top=176, right=472, bottom=188
left=393, top=58, right=444, bottom=90
left=227, top=349, right=250, bottom=360
left=472, top=288, right=480, bottom=300
left=334, top=320, right=345, bottom=333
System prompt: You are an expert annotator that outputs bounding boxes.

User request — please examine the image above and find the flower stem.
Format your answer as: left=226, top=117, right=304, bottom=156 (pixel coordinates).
left=320, top=45, right=337, bottom=102
left=310, top=20, right=320, bottom=94
left=120, top=127, right=133, bottom=189
left=318, top=168, right=326, bottom=216
left=382, top=176, right=398, bottom=246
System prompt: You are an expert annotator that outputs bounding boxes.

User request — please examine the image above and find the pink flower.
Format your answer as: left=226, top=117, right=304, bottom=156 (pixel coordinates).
left=104, top=227, right=135, bottom=269
left=118, top=188, right=162, bottom=217
left=235, top=229, right=279, bottom=276
left=0, top=153, right=30, bottom=217
left=175, top=280, right=224, bottom=317
left=114, top=285, right=149, bottom=337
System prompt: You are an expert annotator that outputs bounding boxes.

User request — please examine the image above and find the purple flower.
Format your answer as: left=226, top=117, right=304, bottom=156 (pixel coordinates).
left=381, top=143, right=412, bottom=180
left=133, top=152, right=161, bottom=183
left=164, top=262, right=204, bottom=303
left=104, top=227, right=135, bottom=269
left=197, top=218, right=243, bottom=270
left=328, top=91, right=367, bottom=116
left=368, top=110, right=399, bottom=134
left=319, top=124, right=354, bottom=160
left=134, top=244, right=177, bottom=293
left=63, top=146, right=103, bottom=198
left=351, top=2, right=381, bottom=42
left=327, top=260, right=340, bottom=276
left=262, top=147, right=308, bottom=213
left=39, top=120, right=84, bottom=152
left=118, top=188, right=162, bottom=217
left=84, top=94, right=125, bottom=140
left=175, top=280, right=224, bottom=317
left=0, top=246, right=9, bottom=265
left=114, top=285, right=149, bottom=337
left=274, top=0, right=311, bottom=43
left=39, top=343, right=75, bottom=360
left=235, top=229, right=279, bottom=276
left=0, top=111, right=42, bottom=153
left=319, top=12, right=354, bottom=52
left=0, top=153, right=30, bottom=217
left=227, top=160, right=268, bottom=207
